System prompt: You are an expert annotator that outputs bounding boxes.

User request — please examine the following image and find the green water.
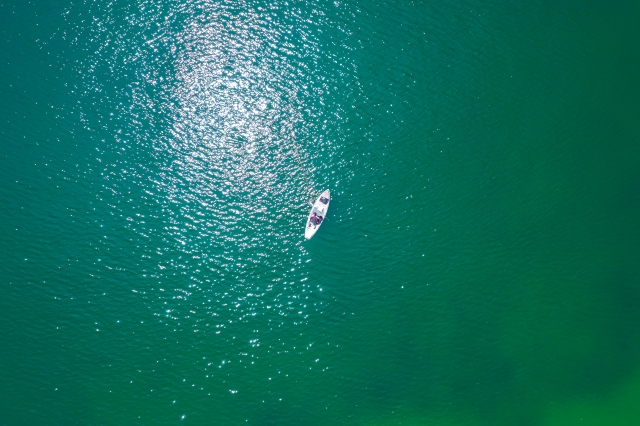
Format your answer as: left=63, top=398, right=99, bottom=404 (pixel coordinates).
left=1, top=0, right=640, bottom=425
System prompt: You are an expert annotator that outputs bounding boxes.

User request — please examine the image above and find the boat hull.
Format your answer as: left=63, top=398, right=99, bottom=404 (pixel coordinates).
left=304, top=190, right=330, bottom=239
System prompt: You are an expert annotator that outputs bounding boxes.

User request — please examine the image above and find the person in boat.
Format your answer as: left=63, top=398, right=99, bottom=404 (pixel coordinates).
left=309, top=213, right=323, bottom=227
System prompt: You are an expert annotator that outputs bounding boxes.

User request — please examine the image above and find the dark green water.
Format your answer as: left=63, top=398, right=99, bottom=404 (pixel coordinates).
left=2, top=0, right=640, bottom=424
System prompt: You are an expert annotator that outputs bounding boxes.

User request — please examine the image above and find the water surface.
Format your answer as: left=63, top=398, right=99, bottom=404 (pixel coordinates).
left=1, top=0, right=640, bottom=425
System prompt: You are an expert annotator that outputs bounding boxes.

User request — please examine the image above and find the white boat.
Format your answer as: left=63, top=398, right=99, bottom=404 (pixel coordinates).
left=304, top=190, right=330, bottom=239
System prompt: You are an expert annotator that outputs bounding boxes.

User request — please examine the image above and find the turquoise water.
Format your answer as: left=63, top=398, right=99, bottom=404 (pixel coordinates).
left=2, top=0, right=640, bottom=424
